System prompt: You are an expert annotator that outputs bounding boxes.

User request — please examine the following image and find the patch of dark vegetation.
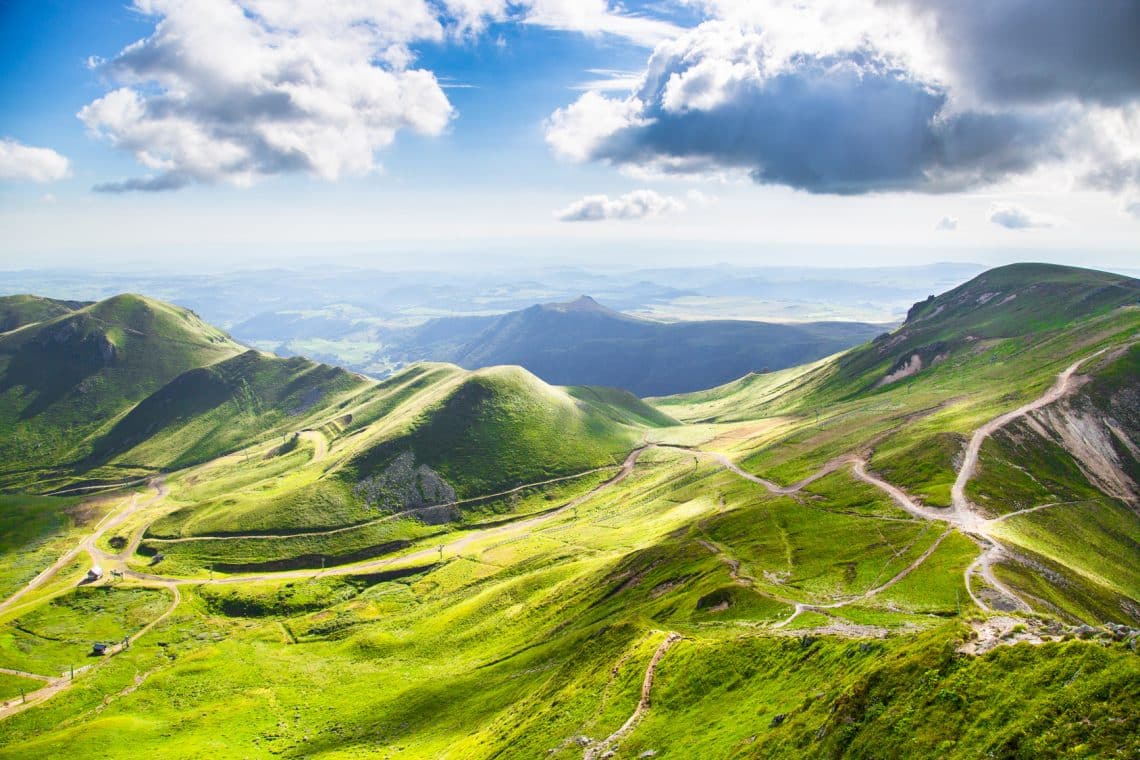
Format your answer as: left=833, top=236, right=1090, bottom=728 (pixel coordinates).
left=264, top=432, right=300, bottom=459
left=346, top=565, right=436, bottom=586
left=207, top=540, right=411, bottom=573
left=696, top=588, right=732, bottom=611
left=199, top=577, right=365, bottom=617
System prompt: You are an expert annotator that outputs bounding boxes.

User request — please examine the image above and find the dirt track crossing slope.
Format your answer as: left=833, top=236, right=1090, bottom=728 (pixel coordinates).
left=584, top=632, right=682, bottom=760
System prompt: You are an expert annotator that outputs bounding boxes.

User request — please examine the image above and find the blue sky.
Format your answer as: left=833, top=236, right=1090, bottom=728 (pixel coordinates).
left=1, top=0, right=1138, bottom=270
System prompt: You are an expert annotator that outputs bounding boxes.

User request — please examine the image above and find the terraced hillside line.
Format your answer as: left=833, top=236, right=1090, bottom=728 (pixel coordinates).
left=145, top=464, right=617, bottom=543
left=48, top=478, right=152, bottom=496
left=584, top=632, right=682, bottom=760
left=0, top=583, right=181, bottom=721
left=0, top=667, right=52, bottom=682
left=951, top=351, right=1104, bottom=530
left=127, top=448, right=649, bottom=587
left=985, top=501, right=1075, bottom=525
left=298, top=429, right=328, bottom=462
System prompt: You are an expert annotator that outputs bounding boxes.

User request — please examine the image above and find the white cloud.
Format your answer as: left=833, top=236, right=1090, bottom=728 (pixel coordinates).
left=523, top=0, right=681, bottom=46
left=78, top=0, right=493, bottom=191
left=545, top=1, right=1140, bottom=199
left=989, top=204, right=1055, bottom=230
left=573, top=69, right=645, bottom=92
left=686, top=188, right=716, bottom=205
left=440, top=0, right=511, bottom=35
left=936, top=215, right=958, bottom=230
left=1123, top=199, right=1140, bottom=219
left=0, top=138, right=71, bottom=183
left=78, top=0, right=685, bottom=192
left=545, top=21, right=1061, bottom=194
left=556, top=189, right=686, bottom=222
left=546, top=90, right=647, bottom=163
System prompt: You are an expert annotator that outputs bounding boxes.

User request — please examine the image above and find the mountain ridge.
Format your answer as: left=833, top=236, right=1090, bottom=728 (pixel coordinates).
left=388, top=294, right=885, bottom=396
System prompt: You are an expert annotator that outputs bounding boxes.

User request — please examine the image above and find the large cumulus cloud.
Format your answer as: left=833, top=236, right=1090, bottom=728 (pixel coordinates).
left=78, top=0, right=463, bottom=191
left=81, top=0, right=686, bottom=192
left=894, top=0, right=1140, bottom=106
left=547, top=3, right=1140, bottom=196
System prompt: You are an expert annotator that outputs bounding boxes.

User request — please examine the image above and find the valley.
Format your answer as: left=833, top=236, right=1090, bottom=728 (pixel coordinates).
left=0, top=264, right=1138, bottom=758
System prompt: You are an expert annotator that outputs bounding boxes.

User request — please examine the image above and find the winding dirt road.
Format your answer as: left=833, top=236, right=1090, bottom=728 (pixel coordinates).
left=584, top=632, right=682, bottom=760
left=0, top=478, right=165, bottom=618
left=0, top=583, right=181, bottom=720
left=951, top=353, right=1101, bottom=529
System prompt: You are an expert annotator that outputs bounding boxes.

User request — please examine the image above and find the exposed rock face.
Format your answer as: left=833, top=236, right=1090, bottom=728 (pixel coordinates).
left=1023, top=368, right=1140, bottom=509
left=1029, top=399, right=1138, bottom=507
left=877, top=353, right=922, bottom=386
left=875, top=341, right=950, bottom=386
left=353, top=451, right=457, bottom=512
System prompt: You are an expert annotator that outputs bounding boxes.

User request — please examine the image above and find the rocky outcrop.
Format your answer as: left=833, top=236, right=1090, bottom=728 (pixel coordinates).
left=353, top=451, right=457, bottom=512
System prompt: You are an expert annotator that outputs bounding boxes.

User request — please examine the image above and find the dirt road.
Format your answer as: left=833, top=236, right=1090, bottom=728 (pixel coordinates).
left=584, top=632, right=682, bottom=760
left=950, top=353, right=1100, bottom=528
left=0, top=583, right=180, bottom=720
left=0, top=478, right=164, bottom=617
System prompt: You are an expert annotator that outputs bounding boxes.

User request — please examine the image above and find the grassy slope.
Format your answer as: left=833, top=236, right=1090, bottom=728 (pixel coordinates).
left=0, top=452, right=1135, bottom=758
left=342, top=365, right=670, bottom=497
left=0, top=295, right=88, bottom=333
left=0, top=493, right=88, bottom=601
left=139, top=362, right=670, bottom=551
left=0, top=294, right=243, bottom=490
left=92, top=350, right=370, bottom=470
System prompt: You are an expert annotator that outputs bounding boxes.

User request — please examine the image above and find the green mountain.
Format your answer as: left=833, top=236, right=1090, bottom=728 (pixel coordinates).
left=0, top=295, right=89, bottom=333
left=89, top=349, right=370, bottom=471
left=141, top=362, right=673, bottom=548
left=834, top=262, right=1140, bottom=391
left=0, top=266, right=1138, bottom=759
left=342, top=364, right=674, bottom=498
left=0, top=294, right=244, bottom=489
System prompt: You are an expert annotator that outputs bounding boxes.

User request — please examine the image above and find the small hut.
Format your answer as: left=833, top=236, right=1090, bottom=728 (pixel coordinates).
left=92, top=642, right=108, bottom=655
left=87, top=565, right=104, bottom=581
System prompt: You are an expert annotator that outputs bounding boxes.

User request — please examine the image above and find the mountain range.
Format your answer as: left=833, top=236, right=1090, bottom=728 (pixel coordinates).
left=359, top=295, right=884, bottom=395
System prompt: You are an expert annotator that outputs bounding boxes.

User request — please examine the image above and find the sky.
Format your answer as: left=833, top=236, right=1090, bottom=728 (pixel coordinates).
left=0, top=0, right=1138, bottom=271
